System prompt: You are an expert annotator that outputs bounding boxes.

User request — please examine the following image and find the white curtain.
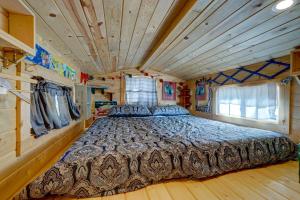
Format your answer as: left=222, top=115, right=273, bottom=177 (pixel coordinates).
left=125, top=76, right=158, bottom=106
left=216, top=83, right=278, bottom=120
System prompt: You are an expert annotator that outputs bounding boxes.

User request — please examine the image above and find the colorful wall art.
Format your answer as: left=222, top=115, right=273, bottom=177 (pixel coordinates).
left=26, top=44, right=77, bottom=81
left=162, top=81, right=176, bottom=100
left=196, top=82, right=206, bottom=101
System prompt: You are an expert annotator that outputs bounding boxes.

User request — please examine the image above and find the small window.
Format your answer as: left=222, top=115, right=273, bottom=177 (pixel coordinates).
left=216, top=83, right=279, bottom=121
left=125, top=76, right=157, bottom=106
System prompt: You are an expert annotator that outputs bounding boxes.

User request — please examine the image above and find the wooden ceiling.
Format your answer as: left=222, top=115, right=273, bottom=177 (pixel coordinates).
left=24, top=0, right=192, bottom=73
left=25, top=0, right=300, bottom=80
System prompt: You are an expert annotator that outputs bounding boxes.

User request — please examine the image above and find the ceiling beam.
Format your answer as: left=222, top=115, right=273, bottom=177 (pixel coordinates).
left=139, top=0, right=197, bottom=71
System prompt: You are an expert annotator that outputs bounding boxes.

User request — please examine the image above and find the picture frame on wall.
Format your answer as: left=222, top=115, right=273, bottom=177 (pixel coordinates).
left=196, top=82, right=206, bottom=101
left=162, top=81, right=176, bottom=100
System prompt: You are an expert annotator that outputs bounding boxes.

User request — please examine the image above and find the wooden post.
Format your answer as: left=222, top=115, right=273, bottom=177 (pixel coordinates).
left=16, top=62, right=21, bottom=156
left=120, top=72, right=125, bottom=105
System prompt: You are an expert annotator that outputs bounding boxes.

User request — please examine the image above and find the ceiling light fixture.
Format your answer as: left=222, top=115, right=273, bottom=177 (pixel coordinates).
left=273, top=0, right=295, bottom=11
left=49, top=13, right=57, bottom=17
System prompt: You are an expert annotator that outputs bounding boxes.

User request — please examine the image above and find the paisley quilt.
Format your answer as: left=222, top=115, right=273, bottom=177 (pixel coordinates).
left=18, top=115, right=297, bottom=199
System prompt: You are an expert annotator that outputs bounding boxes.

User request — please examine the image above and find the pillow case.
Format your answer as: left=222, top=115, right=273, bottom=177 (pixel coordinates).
left=149, top=105, right=190, bottom=116
left=108, top=105, right=152, bottom=117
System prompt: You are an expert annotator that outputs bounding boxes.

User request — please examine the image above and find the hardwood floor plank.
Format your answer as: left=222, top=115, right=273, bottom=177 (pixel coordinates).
left=146, top=183, right=173, bottom=200
left=165, top=181, right=197, bottom=200
left=228, top=171, right=288, bottom=200
left=242, top=170, right=300, bottom=200
left=125, top=188, right=149, bottom=200
left=218, top=174, right=265, bottom=200
left=256, top=169, right=300, bottom=194
left=102, top=193, right=125, bottom=200
left=202, top=177, right=242, bottom=200
left=184, top=180, right=220, bottom=200
left=271, top=164, right=299, bottom=183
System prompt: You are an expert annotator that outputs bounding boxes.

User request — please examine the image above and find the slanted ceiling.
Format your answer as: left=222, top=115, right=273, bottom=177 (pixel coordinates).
left=25, top=0, right=300, bottom=79
left=24, top=0, right=192, bottom=73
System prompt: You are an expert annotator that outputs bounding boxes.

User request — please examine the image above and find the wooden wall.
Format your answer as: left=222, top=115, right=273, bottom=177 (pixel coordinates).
left=0, top=66, right=17, bottom=161
left=0, top=61, right=84, bottom=199
left=290, top=79, right=300, bottom=142
left=88, top=69, right=184, bottom=106
left=187, top=55, right=300, bottom=143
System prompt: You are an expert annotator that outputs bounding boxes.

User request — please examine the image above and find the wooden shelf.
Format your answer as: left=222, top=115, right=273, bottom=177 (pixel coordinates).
left=0, top=72, right=37, bottom=84
left=0, top=0, right=35, bottom=55
left=179, top=85, right=191, bottom=109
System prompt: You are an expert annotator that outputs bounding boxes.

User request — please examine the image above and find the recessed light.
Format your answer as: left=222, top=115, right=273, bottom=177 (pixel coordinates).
left=49, top=13, right=56, bottom=17
left=273, top=0, right=295, bottom=11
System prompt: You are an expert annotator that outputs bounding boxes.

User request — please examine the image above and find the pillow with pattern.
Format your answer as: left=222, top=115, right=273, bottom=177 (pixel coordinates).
left=149, top=105, right=190, bottom=116
left=108, top=105, right=152, bottom=117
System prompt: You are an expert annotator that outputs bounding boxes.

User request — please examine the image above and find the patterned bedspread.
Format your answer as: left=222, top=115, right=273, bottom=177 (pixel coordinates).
left=19, top=115, right=297, bottom=199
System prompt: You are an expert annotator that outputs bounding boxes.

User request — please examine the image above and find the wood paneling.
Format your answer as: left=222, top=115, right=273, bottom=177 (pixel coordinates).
left=0, top=121, right=84, bottom=200
left=0, top=131, right=16, bottom=158
left=0, top=67, right=16, bottom=159
left=9, top=12, right=35, bottom=49
left=291, top=78, right=300, bottom=142
left=54, top=161, right=298, bottom=200
left=0, top=0, right=35, bottom=55
left=89, top=69, right=183, bottom=105
left=140, top=0, right=300, bottom=80
left=24, top=0, right=190, bottom=73
left=0, top=6, right=8, bottom=32
left=0, top=59, right=84, bottom=199
left=16, top=0, right=300, bottom=77
left=291, top=49, right=300, bottom=75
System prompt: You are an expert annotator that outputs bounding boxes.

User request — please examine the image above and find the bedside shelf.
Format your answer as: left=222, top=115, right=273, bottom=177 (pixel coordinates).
left=179, top=85, right=191, bottom=109
left=0, top=0, right=35, bottom=55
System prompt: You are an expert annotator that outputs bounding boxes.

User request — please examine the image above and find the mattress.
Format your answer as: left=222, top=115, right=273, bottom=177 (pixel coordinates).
left=18, top=115, right=297, bottom=198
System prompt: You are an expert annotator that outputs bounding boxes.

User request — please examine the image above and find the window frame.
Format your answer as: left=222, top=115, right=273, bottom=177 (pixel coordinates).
left=125, top=75, right=158, bottom=106
left=215, top=82, right=281, bottom=124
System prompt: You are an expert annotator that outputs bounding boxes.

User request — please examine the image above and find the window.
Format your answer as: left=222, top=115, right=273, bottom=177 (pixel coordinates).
left=216, top=83, right=279, bottom=121
left=125, top=76, right=157, bottom=106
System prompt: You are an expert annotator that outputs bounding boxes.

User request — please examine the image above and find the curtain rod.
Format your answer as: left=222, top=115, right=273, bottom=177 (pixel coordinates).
left=32, top=76, right=75, bottom=88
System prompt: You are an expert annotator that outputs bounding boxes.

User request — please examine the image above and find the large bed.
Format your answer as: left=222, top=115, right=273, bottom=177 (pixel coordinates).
left=19, top=112, right=297, bottom=199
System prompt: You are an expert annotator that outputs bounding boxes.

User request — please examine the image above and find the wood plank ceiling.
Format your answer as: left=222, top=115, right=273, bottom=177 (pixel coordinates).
left=141, top=0, right=300, bottom=80
left=24, top=0, right=192, bottom=73
left=24, top=0, right=300, bottom=80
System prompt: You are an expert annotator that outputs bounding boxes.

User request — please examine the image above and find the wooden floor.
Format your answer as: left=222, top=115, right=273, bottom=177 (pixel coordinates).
left=55, top=161, right=299, bottom=200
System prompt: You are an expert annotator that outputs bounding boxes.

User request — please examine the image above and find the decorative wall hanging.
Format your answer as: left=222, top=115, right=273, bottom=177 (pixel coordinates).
left=162, top=81, right=176, bottom=100
left=26, top=44, right=51, bottom=68
left=209, top=59, right=290, bottom=86
left=196, top=82, right=206, bottom=101
left=80, top=72, right=89, bottom=84
left=26, top=44, right=77, bottom=81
